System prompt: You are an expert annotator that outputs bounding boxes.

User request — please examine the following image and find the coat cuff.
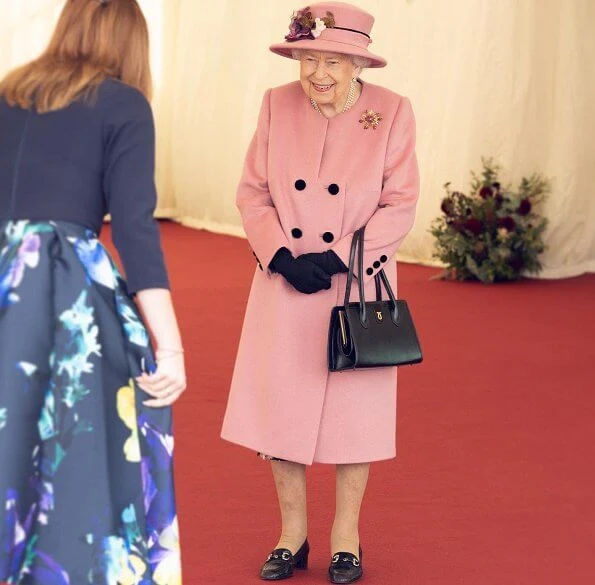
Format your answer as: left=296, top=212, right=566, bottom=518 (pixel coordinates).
left=250, top=233, right=291, bottom=275
left=331, top=235, right=393, bottom=283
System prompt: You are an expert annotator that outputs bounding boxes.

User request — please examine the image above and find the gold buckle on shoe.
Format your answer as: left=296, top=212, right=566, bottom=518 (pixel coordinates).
left=332, top=553, right=360, bottom=566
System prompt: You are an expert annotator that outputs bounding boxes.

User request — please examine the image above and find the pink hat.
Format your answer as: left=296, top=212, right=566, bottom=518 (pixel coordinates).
left=269, top=2, right=387, bottom=68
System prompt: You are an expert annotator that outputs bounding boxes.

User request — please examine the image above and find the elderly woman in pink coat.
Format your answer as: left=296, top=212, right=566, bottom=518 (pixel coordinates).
left=221, top=2, right=419, bottom=582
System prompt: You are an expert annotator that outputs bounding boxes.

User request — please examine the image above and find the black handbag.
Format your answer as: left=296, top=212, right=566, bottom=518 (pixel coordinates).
left=328, top=226, right=423, bottom=371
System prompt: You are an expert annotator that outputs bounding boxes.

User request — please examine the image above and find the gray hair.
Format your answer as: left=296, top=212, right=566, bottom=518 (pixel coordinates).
left=291, top=49, right=371, bottom=70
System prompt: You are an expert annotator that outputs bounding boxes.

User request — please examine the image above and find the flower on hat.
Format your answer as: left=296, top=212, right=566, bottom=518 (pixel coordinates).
left=285, top=7, right=335, bottom=42
left=312, top=17, right=327, bottom=38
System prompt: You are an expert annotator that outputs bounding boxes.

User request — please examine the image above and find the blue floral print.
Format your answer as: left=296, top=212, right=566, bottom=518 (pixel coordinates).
left=0, top=221, right=181, bottom=585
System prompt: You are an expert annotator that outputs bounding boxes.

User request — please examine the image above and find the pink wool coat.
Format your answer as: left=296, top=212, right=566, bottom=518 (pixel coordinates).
left=221, top=80, right=419, bottom=465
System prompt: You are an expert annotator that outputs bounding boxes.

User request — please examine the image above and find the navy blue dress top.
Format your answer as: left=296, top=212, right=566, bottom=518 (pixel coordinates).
left=0, top=78, right=169, bottom=293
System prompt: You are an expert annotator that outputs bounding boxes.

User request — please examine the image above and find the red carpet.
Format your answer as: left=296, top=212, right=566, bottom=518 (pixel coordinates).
left=107, top=222, right=595, bottom=585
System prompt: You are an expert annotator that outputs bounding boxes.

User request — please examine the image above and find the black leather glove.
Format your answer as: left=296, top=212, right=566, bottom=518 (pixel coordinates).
left=269, top=248, right=331, bottom=294
left=297, top=250, right=348, bottom=276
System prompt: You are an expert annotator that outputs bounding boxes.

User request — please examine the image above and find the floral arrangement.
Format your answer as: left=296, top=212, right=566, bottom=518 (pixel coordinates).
left=285, top=7, right=335, bottom=41
left=430, top=158, right=550, bottom=283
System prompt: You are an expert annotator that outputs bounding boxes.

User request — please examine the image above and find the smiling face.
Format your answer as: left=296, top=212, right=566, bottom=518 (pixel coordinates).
left=298, top=51, right=361, bottom=111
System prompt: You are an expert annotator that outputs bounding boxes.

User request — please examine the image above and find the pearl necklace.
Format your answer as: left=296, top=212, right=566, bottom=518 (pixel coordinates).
left=310, top=79, right=358, bottom=116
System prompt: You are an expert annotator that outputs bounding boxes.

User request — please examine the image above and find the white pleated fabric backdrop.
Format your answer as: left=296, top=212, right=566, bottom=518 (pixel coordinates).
left=2, top=0, right=594, bottom=278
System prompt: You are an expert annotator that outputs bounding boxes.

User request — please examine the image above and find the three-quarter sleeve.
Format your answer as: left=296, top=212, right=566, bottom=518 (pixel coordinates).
left=236, top=88, right=291, bottom=271
left=103, top=89, right=169, bottom=294
left=331, top=96, right=420, bottom=281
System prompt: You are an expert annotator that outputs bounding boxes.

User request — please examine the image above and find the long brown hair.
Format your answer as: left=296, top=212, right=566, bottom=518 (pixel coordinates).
left=0, top=0, right=152, bottom=113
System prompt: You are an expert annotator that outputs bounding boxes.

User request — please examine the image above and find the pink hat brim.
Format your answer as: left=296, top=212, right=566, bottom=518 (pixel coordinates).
left=269, top=39, right=387, bottom=68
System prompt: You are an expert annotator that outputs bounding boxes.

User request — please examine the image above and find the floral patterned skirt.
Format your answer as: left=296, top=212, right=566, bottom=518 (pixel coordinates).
left=0, top=221, right=181, bottom=585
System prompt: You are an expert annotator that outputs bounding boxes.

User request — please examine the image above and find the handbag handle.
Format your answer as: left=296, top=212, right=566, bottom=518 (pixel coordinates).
left=343, top=226, right=399, bottom=326
left=343, top=227, right=361, bottom=309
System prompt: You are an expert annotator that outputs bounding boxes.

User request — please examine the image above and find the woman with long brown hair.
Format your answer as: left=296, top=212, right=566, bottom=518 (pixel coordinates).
left=0, top=1, right=184, bottom=583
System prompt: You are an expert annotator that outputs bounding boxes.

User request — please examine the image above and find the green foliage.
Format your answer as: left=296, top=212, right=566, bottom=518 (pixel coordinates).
left=431, top=158, right=550, bottom=283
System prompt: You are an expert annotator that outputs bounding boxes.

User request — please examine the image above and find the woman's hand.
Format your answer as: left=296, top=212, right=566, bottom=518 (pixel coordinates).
left=136, top=353, right=187, bottom=408
left=297, top=251, right=348, bottom=276
left=269, top=248, right=331, bottom=294
left=134, top=289, right=185, bottom=408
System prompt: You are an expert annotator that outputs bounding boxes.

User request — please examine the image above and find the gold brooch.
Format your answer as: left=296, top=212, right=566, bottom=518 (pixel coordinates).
left=359, top=110, right=382, bottom=130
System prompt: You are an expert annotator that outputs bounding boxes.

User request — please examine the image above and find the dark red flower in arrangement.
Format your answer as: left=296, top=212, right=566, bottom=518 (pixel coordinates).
left=498, top=216, right=516, bottom=231
left=479, top=186, right=493, bottom=199
left=517, top=198, right=532, bottom=215
left=464, top=218, right=483, bottom=235
left=450, top=219, right=465, bottom=232
left=441, top=197, right=454, bottom=216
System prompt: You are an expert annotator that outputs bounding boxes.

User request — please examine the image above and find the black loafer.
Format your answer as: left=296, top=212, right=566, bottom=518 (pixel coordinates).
left=260, top=539, right=309, bottom=580
left=328, top=547, right=363, bottom=584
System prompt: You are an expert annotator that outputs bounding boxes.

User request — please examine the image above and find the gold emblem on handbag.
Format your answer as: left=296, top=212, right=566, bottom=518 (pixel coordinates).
left=328, top=226, right=423, bottom=371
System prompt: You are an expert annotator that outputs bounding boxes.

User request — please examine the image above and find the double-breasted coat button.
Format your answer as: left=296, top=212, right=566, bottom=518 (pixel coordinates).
left=295, top=179, right=307, bottom=191
left=328, top=183, right=340, bottom=195
left=366, top=267, right=374, bottom=276
left=380, top=255, right=388, bottom=263
left=373, top=261, right=381, bottom=269
left=322, top=232, right=334, bottom=243
left=291, top=228, right=303, bottom=239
